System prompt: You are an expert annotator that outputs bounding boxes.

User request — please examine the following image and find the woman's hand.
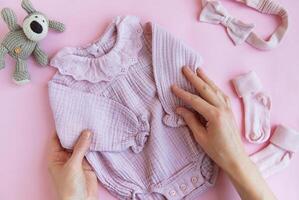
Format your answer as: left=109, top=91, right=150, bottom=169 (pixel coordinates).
left=172, top=66, right=247, bottom=173
left=48, top=131, right=98, bottom=200
left=171, top=66, right=277, bottom=200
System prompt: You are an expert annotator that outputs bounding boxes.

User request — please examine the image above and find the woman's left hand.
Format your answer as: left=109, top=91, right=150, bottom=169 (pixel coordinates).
left=48, top=130, right=98, bottom=200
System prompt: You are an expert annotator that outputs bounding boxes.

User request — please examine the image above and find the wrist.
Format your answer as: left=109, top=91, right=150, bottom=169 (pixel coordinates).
left=223, top=153, right=276, bottom=200
left=224, top=153, right=253, bottom=178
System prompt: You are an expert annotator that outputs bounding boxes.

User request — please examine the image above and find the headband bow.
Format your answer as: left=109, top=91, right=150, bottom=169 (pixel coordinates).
left=200, top=0, right=254, bottom=45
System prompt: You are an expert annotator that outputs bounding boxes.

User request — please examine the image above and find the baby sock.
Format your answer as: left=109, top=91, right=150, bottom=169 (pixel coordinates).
left=233, top=71, right=271, bottom=143
left=251, top=125, right=299, bottom=178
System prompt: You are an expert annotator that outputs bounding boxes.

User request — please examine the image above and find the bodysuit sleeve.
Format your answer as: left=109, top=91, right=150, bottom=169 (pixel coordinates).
left=151, top=23, right=203, bottom=128
left=48, top=81, right=149, bottom=154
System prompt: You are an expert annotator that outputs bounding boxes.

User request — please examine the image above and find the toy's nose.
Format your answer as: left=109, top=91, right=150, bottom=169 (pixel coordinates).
left=30, top=21, right=43, bottom=34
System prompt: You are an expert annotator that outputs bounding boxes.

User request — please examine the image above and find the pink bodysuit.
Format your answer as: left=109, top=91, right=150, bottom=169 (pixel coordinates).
left=49, top=16, right=218, bottom=200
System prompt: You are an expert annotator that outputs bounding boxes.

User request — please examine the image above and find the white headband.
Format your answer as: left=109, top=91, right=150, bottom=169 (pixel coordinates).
left=199, top=0, right=288, bottom=50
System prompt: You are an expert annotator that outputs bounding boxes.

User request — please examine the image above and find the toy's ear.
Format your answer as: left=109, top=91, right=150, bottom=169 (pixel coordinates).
left=21, top=0, right=36, bottom=14
left=49, top=20, right=65, bottom=32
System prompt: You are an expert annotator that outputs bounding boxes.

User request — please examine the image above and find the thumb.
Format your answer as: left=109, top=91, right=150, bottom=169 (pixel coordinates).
left=70, top=130, right=92, bottom=164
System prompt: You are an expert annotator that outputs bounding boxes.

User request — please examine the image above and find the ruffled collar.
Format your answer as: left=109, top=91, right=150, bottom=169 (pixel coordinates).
left=50, top=16, right=144, bottom=83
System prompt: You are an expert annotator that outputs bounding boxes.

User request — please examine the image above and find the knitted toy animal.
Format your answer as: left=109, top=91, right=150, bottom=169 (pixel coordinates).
left=0, top=0, right=65, bottom=85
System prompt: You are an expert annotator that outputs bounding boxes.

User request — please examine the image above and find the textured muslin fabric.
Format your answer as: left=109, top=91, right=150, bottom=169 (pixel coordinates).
left=199, top=0, right=288, bottom=50
left=48, top=16, right=218, bottom=200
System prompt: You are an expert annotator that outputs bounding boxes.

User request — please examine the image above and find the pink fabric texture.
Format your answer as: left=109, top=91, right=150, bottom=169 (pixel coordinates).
left=48, top=16, right=218, bottom=200
left=199, top=0, right=288, bottom=50
left=251, top=125, right=299, bottom=178
left=233, top=71, right=271, bottom=144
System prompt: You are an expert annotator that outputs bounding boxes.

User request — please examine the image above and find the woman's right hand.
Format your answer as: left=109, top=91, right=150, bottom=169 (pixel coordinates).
left=171, top=66, right=248, bottom=173
left=171, top=66, right=277, bottom=200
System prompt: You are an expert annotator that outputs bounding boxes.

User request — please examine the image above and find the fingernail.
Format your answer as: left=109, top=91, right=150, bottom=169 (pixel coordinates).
left=197, top=68, right=203, bottom=74
left=182, top=66, right=190, bottom=72
left=82, top=130, right=92, bottom=140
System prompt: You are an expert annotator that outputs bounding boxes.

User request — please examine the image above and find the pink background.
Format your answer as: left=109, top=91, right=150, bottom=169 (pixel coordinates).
left=0, top=0, right=299, bottom=199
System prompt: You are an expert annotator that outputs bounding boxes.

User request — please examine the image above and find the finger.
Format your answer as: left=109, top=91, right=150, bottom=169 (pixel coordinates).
left=49, top=132, right=64, bottom=153
left=47, top=132, right=70, bottom=170
left=182, top=66, right=222, bottom=107
left=172, top=85, right=215, bottom=120
left=86, top=172, right=98, bottom=197
left=176, top=107, right=207, bottom=144
left=196, top=68, right=222, bottom=92
left=83, top=158, right=94, bottom=171
left=197, top=68, right=232, bottom=107
left=85, top=167, right=99, bottom=198
left=70, top=130, right=92, bottom=163
left=82, top=158, right=99, bottom=197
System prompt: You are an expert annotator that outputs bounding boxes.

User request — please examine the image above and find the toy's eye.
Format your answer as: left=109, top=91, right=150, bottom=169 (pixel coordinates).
left=35, top=16, right=38, bottom=18
left=42, top=20, right=45, bottom=23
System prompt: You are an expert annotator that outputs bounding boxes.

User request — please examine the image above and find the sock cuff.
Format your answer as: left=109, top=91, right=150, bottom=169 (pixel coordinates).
left=270, top=125, right=299, bottom=153
left=233, top=71, right=263, bottom=97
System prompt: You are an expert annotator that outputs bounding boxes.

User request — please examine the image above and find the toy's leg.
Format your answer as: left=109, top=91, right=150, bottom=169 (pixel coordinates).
left=0, top=45, right=8, bottom=70
left=13, top=59, right=30, bottom=85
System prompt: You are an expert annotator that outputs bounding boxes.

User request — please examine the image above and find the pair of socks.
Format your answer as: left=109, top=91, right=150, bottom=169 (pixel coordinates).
left=233, top=71, right=299, bottom=177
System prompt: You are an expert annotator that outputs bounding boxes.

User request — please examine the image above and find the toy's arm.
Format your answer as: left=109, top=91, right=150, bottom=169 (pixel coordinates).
left=49, top=20, right=65, bottom=32
left=1, top=8, right=21, bottom=31
left=33, top=44, right=48, bottom=66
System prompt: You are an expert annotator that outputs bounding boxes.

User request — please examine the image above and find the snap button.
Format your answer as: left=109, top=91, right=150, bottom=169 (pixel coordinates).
left=180, top=184, right=187, bottom=191
left=191, top=176, right=198, bottom=183
left=107, top=75, right=113, bottom=80
left=169, top=190, right=176, bottom=196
